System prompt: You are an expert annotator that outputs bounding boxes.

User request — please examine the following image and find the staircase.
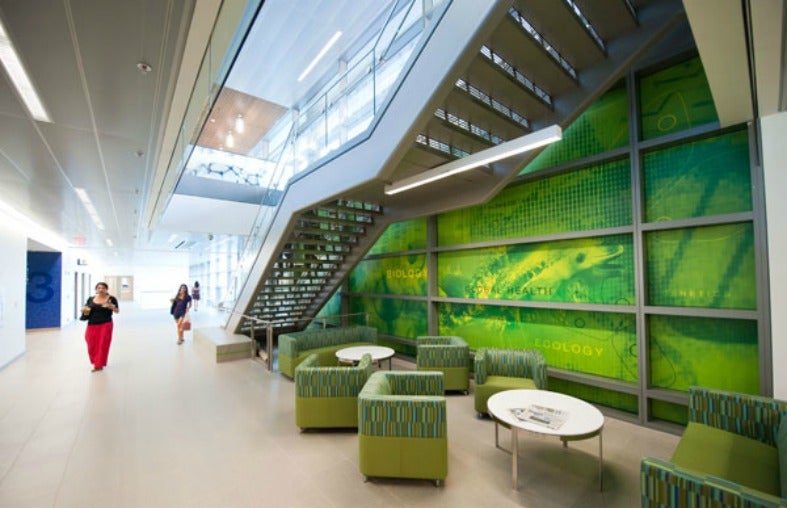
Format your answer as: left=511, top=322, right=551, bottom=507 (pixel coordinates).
left=228, top=0, right=686, bottom=338
left=239, top=199, right=384, bottom=335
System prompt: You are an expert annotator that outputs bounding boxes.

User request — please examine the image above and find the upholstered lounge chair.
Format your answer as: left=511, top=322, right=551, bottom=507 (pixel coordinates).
left=416, top=335, right=470, bottom=393
left=473, top=348, right=547, bottom=416
left=358, top=371, right=447, bottom=485
left=641, top=386, right=787, bottom=507
left=294, top=352, right=372, bottom=430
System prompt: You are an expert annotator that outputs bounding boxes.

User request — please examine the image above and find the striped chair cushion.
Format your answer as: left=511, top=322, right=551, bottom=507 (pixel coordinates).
left=358, top=397, right=446, bottom=438
left=295, top=354, right=371, bottom=398
left=689, top=386, right=787, bottom=446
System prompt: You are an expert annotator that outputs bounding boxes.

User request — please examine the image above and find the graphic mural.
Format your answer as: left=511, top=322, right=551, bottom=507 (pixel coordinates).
left=648, top=315, right=758, bottom=393
left=438, top=159, right=632, bottom=246
left=335, top=55, right=759, bottom=421
left=439, top=303, right=637, bottom=382
left=438, top=235, right=633, bottom=305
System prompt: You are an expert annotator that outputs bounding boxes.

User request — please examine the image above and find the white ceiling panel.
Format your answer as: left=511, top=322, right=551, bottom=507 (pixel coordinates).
left=158, top=194, right=258, bottom=236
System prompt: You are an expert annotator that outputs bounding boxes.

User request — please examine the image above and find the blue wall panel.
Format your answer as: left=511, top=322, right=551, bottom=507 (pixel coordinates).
left=26, top=251, right=62, bottom=329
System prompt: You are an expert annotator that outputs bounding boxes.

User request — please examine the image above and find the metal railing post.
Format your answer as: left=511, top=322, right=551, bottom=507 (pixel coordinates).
left=266, top=322, right=273, bottom=371
left=249, top=319, right=256, bottom=357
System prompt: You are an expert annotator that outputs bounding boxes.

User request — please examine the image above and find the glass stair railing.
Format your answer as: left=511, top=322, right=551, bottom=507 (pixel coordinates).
left=225, top=0, right=449, bottom=314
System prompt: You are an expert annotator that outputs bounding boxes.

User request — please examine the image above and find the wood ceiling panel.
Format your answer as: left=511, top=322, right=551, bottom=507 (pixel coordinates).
left=197, top=87, right=287, bottom=155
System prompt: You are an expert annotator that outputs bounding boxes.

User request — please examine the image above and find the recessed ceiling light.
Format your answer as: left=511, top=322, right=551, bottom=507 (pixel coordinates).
left=235, top=114, right=245, bottom=134
left=136, top=61, right=152, bottom=74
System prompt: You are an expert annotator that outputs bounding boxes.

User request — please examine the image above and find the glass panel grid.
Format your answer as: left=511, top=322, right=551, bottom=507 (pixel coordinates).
left=643, top=129, right=752, bottom=222
left=439, top=159, right=632, bottom=246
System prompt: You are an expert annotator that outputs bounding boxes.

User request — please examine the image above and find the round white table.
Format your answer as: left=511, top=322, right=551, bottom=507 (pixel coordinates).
left=335, top=345, right=395, bottom=369
left=487, top=389, right=604, bottom=491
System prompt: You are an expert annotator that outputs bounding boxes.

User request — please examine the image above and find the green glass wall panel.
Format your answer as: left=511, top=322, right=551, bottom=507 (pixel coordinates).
left=548, top=378, right=638, bottom=414
left=524, top=84, right=629, bottom=174
left=639, top=56, right=718, bottom=140
left=439, top=303, right=637, bottom=381
left=438, top=159, right=631, bottom=246
left=643, top=130, right=751, bottom=222
left=350, top=297, right=427, bottom=338
left=649, top=399, right=688, bottom=425
left=646, top=223, right=756, bottom=309
left=368, top=217, right=427, bottom=255
left=348, top=254, right=427, bottom=296
left=648, top=315, right=758, bottom=393
left=314, top=290, right=340, bottom=320
left=438, top=235, right=634, bottom=304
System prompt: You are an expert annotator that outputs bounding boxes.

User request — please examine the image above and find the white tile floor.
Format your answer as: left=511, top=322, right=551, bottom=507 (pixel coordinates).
left=0, top=303, right=679, bottom=507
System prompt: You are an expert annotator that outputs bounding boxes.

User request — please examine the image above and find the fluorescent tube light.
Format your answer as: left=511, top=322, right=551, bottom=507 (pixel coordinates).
left=74, top=187, right=105, bottom=231
left=384, top=124, right=562, bottom=195
left=0, top=19, right=51, bottom=122
left=297, top=31, right=342, bottom=82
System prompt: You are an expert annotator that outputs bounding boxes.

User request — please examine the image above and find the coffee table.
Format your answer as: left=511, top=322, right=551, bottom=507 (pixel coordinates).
left=335, top=345, right=395, bottom=369
left=486, top=389, right=604, bottom=491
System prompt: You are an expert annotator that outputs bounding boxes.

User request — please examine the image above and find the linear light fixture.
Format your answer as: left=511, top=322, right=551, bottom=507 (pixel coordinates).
left=384, top=124, right=562, bottom=195
left=74, top=187, right=105, bottom=231
left=297, top=31, right=342, bottom=82
left=0, top=18, right=51, bottom=122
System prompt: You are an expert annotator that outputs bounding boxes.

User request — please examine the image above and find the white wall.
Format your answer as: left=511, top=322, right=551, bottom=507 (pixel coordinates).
left=106, top=250, right=190, bottom=309
left=761, top=111, right=787, bottom=399
left=0, top=215, right=28, bottom=369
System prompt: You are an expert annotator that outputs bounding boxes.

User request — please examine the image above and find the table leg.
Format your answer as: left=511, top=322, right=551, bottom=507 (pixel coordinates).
left=494, top=420, right=499, bottom=448
left=598, top=429, right=603, bottom=491
left=511, top=427, right=518, bottom=490
left=388, top=357, right=392, bottom=370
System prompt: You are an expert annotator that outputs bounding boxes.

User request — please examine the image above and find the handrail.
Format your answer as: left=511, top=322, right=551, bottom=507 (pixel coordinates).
left=218, top=308, right=370, bottom=371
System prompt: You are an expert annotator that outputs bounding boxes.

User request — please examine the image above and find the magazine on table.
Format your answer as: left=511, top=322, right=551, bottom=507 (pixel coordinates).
left=510, top=404, right=569, bottom=430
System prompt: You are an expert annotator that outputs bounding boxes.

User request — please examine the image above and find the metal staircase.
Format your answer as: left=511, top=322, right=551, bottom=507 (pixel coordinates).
left=228, top=0, right=686, bottom=338
left=241, top=199, right=383, bottom=334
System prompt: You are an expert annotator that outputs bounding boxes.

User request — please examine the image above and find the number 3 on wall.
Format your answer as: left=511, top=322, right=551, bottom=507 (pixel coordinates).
left=27, top=271, right=54, bottom=303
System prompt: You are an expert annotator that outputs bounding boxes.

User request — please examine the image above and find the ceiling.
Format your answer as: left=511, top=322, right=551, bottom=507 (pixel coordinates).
left=0, top=0, right=784, bottom=269
left=0, top=0, right=399, bottom=265
left=0, top=0, right=197, bottom=263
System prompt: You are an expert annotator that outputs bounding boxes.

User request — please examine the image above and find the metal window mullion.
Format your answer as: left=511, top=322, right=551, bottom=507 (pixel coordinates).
left=626, top=70, right=649, bottom=425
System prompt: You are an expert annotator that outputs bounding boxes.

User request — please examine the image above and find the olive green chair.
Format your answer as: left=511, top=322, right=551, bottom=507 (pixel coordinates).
left=641, top=386, right=787, bottom=507
left=416, top=336, right=470, bottom=394
left=473, top=348, right=547, bottom=416
left=358, top=371, right=447, bottom=485
left=294, top=353, right=372, bottom=430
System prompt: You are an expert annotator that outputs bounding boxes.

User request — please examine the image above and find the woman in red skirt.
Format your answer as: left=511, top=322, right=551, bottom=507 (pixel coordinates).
left=81, top=282, right=119, bottom=372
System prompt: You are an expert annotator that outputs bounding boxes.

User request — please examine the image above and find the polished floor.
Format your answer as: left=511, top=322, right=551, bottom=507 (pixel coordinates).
left=0, top=303, right=679, bottom=507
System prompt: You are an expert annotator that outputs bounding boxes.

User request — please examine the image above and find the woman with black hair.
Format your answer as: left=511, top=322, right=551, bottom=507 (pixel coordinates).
left=81, top=282, right=119, bottom=372
left=170, top=284, right=192, bottom=345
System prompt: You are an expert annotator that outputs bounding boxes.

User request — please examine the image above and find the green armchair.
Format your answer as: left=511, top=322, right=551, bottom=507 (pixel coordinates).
left=641, top=386, right=787, bottom=507
left=474, top=348, right=547, bottom=416
left=358, top=371, right=447, bottom=485
left=416, top=336, right=470, bottom=393
left=294, top=353, right=373, bottom=430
